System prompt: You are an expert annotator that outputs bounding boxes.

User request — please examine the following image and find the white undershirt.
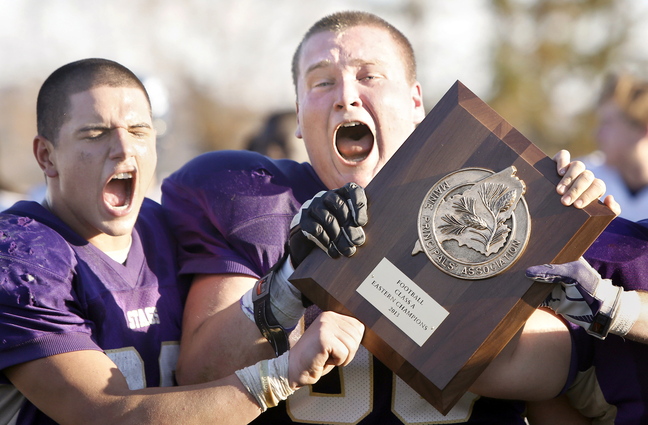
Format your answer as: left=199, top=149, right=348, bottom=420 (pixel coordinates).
left=104, top=238, right=132, bottom=264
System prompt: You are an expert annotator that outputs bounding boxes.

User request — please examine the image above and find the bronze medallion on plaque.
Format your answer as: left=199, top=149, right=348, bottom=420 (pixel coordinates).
left=412, top=166, right=530, bottom=280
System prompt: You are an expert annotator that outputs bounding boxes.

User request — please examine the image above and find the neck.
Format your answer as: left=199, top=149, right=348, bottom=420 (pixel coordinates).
left=42, top=195, right=134, bottom=253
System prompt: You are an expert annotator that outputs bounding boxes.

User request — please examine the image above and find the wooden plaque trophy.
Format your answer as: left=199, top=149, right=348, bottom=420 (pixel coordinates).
left=289, top=81, right=615, bottom=414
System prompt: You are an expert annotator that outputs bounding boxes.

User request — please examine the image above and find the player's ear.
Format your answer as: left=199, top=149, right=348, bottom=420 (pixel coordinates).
left=295, top=102, right=303, bottom=139
left=33, top=135, right=58, bottom=178
left=411, top=81, right=425, bottom=125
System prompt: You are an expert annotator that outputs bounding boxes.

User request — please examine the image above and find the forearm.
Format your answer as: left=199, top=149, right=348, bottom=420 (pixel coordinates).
left=176, top=273, right=274, bottom=384
left=177, top=303, right=275, bottom=384
left=5, top=351, right=264, bottom=425
left=624, top=291, right=648, bottom=343
left=119, top=375, right=261, bottom=425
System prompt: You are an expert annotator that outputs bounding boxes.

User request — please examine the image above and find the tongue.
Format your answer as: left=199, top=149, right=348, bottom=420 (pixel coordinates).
left=105, top=179, right=128, bottom=207
left=336, top=133, right=373, bottom=161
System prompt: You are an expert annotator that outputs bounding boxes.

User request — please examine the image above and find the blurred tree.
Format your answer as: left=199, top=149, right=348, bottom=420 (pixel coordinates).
left=488, top=0, right=632, bottom=156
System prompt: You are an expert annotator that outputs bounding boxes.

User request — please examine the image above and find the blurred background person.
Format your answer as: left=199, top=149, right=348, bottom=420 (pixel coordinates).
left=581, top=72, right=648, bottom=221
left=246, top=111, right=309, bottom=163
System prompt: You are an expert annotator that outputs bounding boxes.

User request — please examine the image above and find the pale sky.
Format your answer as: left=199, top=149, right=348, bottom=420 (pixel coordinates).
left=2, top=0, right=647, bottom=110
left=0, top=0, right=497, bottom=111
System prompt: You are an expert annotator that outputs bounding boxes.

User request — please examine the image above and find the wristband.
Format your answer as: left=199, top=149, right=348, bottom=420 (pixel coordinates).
left=240, top=255, right=307, bottom=356
left=253, top=266, right=290, bottom=357
left=235, top=351, right=295, bottom=412
left=240, top=260, right=306, bottom=324
left=587, top=284, right=622, bottom=339
left=588, top=288, right=641, bottom=339
left=610, top=290, right=641, bottom=337
left=270, top=257, right=307, bottom=322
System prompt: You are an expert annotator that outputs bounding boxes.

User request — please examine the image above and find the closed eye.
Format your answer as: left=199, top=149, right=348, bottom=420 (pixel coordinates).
left=81, top=128, right=109, bottom=141
left=359, top=72, right=383, bottom=83
left=129, top=124, right=153, bottom=138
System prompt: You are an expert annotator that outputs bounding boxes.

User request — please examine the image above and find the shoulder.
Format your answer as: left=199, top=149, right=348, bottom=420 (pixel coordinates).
left=0, top=209, right=77, bottom=309
left=0, top=208, right=75, bottom=270
left=135, top=199, right=179, bottom=249
left=166, top=150, right=316, bottom=186
left=136, top=198, right=169, bottom=229
left=167, top=150, right=275, bottom=180
left=162, top=150, right=323, bottom=204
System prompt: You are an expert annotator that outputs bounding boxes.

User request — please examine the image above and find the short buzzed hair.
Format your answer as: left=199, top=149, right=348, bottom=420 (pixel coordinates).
left=37, top=58, right=151, bottom=143
left=291, top=11, right=417, bottom=94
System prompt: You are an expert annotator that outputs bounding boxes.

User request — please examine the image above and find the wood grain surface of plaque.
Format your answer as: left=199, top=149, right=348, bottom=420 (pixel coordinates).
left=289, top=81, right=616, bottom=415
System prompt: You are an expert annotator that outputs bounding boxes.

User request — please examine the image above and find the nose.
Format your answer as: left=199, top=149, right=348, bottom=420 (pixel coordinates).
left=335, top=79, right=362, bottom=110
left=110, top=128, right=136, bottom=160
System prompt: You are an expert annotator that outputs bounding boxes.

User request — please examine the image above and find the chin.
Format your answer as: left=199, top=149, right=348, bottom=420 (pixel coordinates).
left=341, top=174, right=372, bottom=189
left=103, top=217, right=138, bottom=237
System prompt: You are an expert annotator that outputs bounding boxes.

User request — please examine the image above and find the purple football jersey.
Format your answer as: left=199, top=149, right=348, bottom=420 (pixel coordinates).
left=162, top=150, right=527, bottom=425
left=0, top=200, right=187, bottom=425
left=560, top=217, right=648, bottom=424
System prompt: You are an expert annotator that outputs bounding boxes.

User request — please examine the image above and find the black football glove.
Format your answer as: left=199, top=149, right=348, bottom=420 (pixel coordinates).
left=289, top=182, right=368, bottom=268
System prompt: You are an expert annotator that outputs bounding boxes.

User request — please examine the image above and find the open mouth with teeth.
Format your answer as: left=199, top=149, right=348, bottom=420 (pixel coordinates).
left=104, top=172, right=134, bottom=210
left=335, top=122, right=374, bottom=162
